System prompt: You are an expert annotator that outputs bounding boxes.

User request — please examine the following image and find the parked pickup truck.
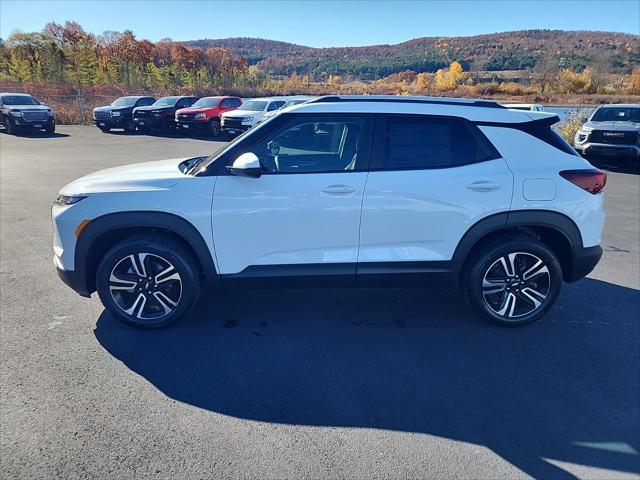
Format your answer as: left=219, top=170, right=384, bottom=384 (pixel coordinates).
left=574, top=104, right=640, bottom=160
left=175, top=96, right=242, bottom=137
left=0, top=92, right=55, bottom=135
left=93, top=96, right=156, bottom=133
left=133, top=96, right=199, bottom=134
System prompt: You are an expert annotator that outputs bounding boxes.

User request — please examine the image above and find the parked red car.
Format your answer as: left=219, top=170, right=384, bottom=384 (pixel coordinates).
left=175, top=96, right=242, bottom=137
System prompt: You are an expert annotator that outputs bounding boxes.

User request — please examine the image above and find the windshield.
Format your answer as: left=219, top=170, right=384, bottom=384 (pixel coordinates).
left=191, top=98, right=220, bottom=108
left=238, top=100, right=268, bottom=111
left=3, top=95, right=39, bottom=106
left=152, top=96, right=180, bottom=107
left=111, top=97, right=138, bottom=107
left=591, top=107, right=640, bottom=123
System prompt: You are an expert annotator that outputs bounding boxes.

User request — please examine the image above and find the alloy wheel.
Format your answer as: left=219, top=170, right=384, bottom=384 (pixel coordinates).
left=482, top=252, right=551, bottom=319
left=109, top=253, right=182, bottom=321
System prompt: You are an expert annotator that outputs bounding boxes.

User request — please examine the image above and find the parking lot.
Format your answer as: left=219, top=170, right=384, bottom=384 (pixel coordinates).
left=0, top=125, right=638, bottom=479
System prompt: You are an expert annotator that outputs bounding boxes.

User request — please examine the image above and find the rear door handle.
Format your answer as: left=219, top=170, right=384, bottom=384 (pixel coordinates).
left=322, top=185, right=356, bottom=194
left=466, top=181, right=501, bottom=191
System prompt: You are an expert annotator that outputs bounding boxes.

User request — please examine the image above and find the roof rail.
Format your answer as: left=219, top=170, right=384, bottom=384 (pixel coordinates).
left=307, top=95, right=506, bottom=109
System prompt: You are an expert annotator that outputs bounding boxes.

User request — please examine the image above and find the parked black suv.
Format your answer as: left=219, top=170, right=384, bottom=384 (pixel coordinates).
left=133, top=96, right=199, bottom=134
left=0, top=93, right=55, bottom=135
left=93, top=96, right=156, bottom=133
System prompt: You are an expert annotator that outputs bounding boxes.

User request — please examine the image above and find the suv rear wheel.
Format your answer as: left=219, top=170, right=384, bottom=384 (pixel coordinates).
left=464, top=235, right=562, bottom=326
left=96, top=235, right=202, bottom=328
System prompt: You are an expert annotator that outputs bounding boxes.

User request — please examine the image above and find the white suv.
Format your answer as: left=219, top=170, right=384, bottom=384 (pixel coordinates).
left=53, top=95, right=606, bottom=328
left=221, top=97, right=288, bottom=135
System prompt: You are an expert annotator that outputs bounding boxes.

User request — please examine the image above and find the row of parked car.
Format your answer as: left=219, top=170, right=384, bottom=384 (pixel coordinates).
left=92, top=95, right=313, bottom=137
left=1, top=91, right=639, bottom=162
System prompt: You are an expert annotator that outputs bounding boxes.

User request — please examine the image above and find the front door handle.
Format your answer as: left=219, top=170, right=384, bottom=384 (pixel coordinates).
left=466, top=181, right=501, bottom=191
left=322, top=185, right=356, bottom=194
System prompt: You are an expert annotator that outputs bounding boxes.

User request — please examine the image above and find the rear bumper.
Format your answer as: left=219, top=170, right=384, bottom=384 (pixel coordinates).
left=55, top=262, right=92, bottom=298
left=566, top=245, right=603, bottom=282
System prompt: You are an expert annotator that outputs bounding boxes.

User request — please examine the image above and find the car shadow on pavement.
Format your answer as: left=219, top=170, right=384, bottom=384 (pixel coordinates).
left=588, top=157, right=640, bottom=175
left=95, top=278, right=640, bottom=479
left=0, top=130, right=70, bottom=138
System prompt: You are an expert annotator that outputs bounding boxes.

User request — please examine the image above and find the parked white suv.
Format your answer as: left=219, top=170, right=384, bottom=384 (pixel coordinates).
left=53, top=95, right=606, bottom=328
left=221, top=97, right=288, bottom=135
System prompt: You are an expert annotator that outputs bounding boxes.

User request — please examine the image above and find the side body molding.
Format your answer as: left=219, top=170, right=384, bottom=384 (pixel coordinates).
left=75, top=211, right=218, bottom=293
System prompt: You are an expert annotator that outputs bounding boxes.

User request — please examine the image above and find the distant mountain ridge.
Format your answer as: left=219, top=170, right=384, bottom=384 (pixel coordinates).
left=184, top=30, right=640, bottom=79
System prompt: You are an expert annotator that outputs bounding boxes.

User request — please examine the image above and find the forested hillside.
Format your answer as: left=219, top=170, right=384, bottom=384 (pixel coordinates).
left=186, top=30, right=640, bottom=79
left=1, top=23, right=638, bottom=124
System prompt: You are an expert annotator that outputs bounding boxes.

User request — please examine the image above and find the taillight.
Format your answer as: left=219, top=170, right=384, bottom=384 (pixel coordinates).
left=559, top=169, right=607, bottom=194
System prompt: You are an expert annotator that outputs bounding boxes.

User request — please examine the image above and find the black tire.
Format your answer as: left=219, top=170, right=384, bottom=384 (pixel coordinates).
left=99, top=126, right=110, bottom=133
left=162, top=118, right=175, bottom=135
left=123, top=117, right=136, bottom=133
left=96, top=235, right=202, bottom=328
left=45, top=121, right=55, bottom=134
left=6, top=119, right=16, bottom=135
left=463, top=234, right=562, bottom=326
left=209, top=119, right=221, bottom=137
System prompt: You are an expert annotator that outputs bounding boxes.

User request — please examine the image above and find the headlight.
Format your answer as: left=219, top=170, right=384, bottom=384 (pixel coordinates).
left=111, top=111, right=121, bottom=117
left=242, top=116, right=254, bottom=123
left=9, top=110, right=22, bottom=117
left=53, top=195, right=87, bottom=206
left=46, top=109, right=53, bottom=116
left=195, top=112, right=206, bottom=120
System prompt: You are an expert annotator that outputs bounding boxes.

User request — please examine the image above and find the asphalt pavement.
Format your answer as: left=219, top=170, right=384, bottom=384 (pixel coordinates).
left=1, top=125, right=638, bottom=479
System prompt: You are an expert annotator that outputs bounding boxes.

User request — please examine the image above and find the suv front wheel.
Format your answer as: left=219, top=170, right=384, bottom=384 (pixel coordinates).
left=209, top=119, right=221, bottom=137
left=464, top=235, right=562, bottom=326
left=96, top=235, right=202, bottom=328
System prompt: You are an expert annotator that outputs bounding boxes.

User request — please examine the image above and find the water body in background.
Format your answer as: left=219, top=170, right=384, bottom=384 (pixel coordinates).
left=544, top=106, right=594, bottom=122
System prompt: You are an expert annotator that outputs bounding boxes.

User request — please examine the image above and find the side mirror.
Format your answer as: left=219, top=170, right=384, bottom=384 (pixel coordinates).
left=226, top=152, right=262, bottom=178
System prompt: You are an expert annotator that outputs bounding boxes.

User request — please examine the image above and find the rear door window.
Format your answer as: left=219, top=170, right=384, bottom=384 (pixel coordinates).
left=373, top=115, right=499, bottom=170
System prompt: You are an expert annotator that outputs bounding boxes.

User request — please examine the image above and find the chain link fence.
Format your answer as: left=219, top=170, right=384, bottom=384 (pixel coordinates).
left=31, top=92, right=128, bottom=125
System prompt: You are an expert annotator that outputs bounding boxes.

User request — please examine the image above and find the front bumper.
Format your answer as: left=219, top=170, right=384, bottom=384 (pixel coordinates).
left=221, top=117, right=253, bottom=134
left=575, top=142, right=640, bottom=159
left=566, top=245, right=603, bottom=282
left=94, top=117, right=123, bottom=128
left=221, top=124, right=251, bottom=135
left=133, top=117, right=162, bottom=129
left=11, top=118, right=54, bottom=130
left=55, top=260, right=92, bottom=297
left=176, top=120, right=208, bottom=131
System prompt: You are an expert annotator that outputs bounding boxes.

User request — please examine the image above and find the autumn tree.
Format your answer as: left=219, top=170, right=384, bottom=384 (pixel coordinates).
left=626, top=68, right=640, bottom=95
left=413, top=72, right=430, bottom=93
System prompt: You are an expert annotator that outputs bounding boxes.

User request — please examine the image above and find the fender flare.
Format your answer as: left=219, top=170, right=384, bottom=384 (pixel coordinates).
left=76, top=211, right=218, bottom=292
left=452, top=209, right=583, bottom=269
